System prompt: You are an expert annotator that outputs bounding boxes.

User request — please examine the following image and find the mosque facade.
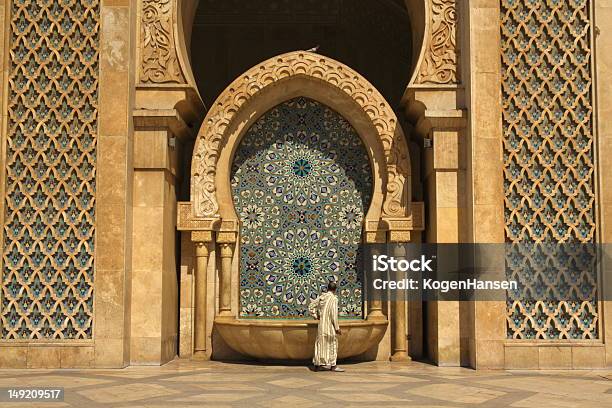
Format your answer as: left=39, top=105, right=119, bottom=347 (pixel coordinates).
left=0, top=0, right=610, bottom=369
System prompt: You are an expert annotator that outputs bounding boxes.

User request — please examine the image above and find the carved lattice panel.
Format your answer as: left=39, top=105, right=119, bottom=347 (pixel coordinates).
left=1, top=0, right=99, bottom=339
left=501, top=0, right=597, bottom=339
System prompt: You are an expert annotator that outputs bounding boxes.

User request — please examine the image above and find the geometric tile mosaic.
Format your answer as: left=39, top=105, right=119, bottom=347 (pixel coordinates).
left=231, top=97, right=372, bottom=319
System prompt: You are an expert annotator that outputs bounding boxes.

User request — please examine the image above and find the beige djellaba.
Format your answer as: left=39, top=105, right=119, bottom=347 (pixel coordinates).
left=309, top=291, right=340, bottom=366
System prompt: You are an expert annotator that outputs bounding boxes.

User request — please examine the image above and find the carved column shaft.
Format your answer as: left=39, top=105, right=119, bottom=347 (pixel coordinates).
left=219, top=242, right=234, bottom=316
left=389, top=241, right=410, bottom=362
left=193, top=241, right=209, bottom=356
left=366, top=235, right=386, bottom=321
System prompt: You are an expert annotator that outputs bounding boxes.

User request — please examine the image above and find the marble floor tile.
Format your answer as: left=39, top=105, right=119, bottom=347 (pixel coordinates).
left=0, top=360, right=609, bottom=407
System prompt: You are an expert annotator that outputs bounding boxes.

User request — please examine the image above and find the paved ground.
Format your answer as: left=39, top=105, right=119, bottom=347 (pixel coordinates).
left=0, top=360, right=611, bottom=407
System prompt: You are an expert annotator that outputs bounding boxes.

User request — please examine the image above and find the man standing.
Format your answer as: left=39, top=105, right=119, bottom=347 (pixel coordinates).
left=309, top=281, right=344, bottom=372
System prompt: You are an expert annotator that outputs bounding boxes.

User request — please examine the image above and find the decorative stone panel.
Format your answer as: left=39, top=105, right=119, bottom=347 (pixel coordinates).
left=1, top=0, right=100, bottom=340
left=415, top=0, right=459, bottom=85
left=140, top=0, right=185, bottom=83
left=501, top=0, right=597, bottom=339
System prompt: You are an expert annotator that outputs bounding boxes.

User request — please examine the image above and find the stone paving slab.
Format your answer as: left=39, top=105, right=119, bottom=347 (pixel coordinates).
left=0, top=360, right=610, bottom=407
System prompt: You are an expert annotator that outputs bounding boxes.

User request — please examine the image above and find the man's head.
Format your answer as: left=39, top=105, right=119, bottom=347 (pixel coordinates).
left=327, top=281, right=337, bottom=293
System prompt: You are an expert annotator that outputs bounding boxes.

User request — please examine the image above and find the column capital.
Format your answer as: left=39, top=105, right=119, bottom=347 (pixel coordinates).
left=191, top=230, right=214, bottom=243
left=219, top=242, right=234, bottom=258
left=194, top=240, right=210, bottom=257
left=388, top=231, right=412, bottom=243
left=365, top=231, right=387, bottom=244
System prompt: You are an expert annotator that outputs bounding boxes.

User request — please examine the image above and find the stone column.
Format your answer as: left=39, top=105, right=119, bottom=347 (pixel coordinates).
left=177, top=205, right=221, bottom=360
left=391, top=300, right=409, bottom=361
left=131, top=64, right=203, bottom=365
left=368, top=303, right=384, bottom=319
left=368, top=296, right=385, bottom=320
left=94, top=2, right=135, bottom=368
left=389, top=234, right=411, bottom=362
left=366, top=231, right=387, bottom=321
left=217, top=234, right=235, bottom=317
left=130, top=120, right=182, bottom=365
left=192, top=238, right=210, bottom=358
left=402, top=0, right=465, bottom=367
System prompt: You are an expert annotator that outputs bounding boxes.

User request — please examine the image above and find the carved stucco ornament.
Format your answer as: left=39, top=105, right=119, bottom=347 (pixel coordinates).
left=190, top=51, right=412, bottom=222
left=140, top=0, right=185, bottom=83
left=416, top=0, right=458, bottom=85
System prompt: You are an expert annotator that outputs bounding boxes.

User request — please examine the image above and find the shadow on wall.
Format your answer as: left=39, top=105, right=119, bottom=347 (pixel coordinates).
left=189, top=0, right=413, bottom=110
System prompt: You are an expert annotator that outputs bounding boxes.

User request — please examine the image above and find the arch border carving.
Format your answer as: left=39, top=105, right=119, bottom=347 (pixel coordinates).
left=186, top=51, right=417, bottom=233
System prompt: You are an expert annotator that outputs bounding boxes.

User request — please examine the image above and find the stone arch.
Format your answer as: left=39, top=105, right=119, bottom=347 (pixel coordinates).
left=190, top=51, right=413, bottom=232
left=214, top=77, right=387, bottom=226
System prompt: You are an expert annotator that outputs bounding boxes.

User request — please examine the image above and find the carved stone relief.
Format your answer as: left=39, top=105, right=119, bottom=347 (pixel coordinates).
left=501, top=0, right=597, bottom=339
left=415, top=0, right=458, bottom=85
left=190, top=51, right=412, bottom=223
left=2, top=0, right=100, bottom=340
left=140, top=0, right=185, bottom=83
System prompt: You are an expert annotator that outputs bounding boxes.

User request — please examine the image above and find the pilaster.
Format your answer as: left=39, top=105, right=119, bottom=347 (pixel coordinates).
left=94, top=0, right=137, bottom=368
left=427, top=117, right=466, bottom=367
left=463, top=0, right=506, bottom=369
left=595, top=0, right=612, bottom=368
left=129, top=114, right=181, bottom=364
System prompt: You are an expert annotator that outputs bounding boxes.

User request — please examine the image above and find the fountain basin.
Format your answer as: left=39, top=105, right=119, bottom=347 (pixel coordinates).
left=215, top=317, right=388, bottom=360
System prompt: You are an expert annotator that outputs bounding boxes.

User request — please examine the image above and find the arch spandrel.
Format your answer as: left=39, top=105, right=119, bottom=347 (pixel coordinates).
left=188, top=51, right=414, bottom=231
left=409, top=0, right=459, bottom=86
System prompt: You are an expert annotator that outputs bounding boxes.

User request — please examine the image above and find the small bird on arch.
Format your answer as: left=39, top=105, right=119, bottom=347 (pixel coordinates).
left=305, top=45, right=320, bottom=53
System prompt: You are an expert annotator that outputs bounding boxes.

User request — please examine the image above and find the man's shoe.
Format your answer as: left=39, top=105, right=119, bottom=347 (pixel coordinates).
left=331, top=366, right=345, bottom=372
left=314, top=365, right=332, bottom=371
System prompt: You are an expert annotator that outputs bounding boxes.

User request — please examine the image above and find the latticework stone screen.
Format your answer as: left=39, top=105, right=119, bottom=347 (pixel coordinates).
left=501, top=0, right=598, bottom=339
left=1, top=0, right=99, bottom=340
